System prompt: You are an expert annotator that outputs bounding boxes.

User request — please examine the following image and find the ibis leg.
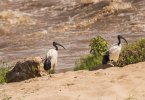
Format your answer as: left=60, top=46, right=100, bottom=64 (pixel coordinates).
left=52, top=64, right=55, bottom=74
left=109, top=60, right=115, bottom=66
left=49, top=70, right=52, bottom=77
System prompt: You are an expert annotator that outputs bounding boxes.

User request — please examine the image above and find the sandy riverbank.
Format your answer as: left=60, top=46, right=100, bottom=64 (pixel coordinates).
left=0, top=62, right=145, bottom=100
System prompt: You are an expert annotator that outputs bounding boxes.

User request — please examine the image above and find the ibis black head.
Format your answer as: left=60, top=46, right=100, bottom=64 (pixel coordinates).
left=117, top=35, right=128, bottom=45
left=53, top=42, right=66, bottom=50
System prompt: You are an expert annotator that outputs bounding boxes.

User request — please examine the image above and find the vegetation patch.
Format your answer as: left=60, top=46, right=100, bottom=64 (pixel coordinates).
left=117, top=38, right=145, bottom=67
left=74, top=36, right=108, bottom=71
left=0, top=67, right=9, bottom=84
left=75, top=36, right=145, bottom=71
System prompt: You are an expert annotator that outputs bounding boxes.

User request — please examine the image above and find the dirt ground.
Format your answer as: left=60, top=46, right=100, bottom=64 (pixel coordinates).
left=1, top=0, right=145, bottom=70
left=0, top=62, right=145, bottom=100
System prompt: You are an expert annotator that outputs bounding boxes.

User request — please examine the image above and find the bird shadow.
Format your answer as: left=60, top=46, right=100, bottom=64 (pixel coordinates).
left=90, top=64, right=114, bottom=71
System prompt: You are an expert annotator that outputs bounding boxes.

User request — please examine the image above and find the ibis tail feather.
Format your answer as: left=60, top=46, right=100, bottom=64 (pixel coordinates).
left=44, top=57, right=51, bottom=70
left=102, top=51, right=110, bottom=64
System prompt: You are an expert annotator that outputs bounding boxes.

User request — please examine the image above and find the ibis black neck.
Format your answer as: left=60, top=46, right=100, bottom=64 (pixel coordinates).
left=118, top=37, right=121, bottom=45
left=54, top=45, right=58, bottom=50
left=53, top=43, right=58, bottom=50
left=117, top=35, right=128, bottom=45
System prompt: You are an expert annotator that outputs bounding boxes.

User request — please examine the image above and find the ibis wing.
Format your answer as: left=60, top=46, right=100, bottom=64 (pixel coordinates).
left=44, top=57, right=51, bottom=70
left=102, top=44, right=120, bottom=64
left=108, top=44, right=122, bottom=62
left=108, top=44, right=120, bottom=54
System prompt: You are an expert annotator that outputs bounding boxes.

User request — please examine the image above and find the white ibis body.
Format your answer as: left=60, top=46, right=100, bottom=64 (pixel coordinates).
left=102, top=35, right=128, bottom=66
left=44, top=42, right=65, bottom=75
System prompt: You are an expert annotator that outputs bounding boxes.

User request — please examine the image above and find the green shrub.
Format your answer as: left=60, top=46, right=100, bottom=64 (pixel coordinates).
left=74, top=54, right=103, bottom=70
left=117, top=38, right=145, bottom=67
left=75, top=36, right=145, bottom=70
left=90, top=36, right=108, bottom=56
left=74, top=36, right=108, bottom=71
left=0, top=67, right=9, bottom=84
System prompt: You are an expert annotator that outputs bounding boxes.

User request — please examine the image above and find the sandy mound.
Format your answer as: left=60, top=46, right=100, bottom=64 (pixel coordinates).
left=0, top=62, right=145, bottom=100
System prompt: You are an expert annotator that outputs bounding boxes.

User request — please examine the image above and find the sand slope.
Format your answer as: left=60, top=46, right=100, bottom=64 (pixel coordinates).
left=1, top=62, right=145, bottom=100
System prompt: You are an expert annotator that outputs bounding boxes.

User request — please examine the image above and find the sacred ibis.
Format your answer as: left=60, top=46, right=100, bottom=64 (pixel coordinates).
left=44, top=42, right=65, bottom=76
left=102, top=35, right=128, bottom=66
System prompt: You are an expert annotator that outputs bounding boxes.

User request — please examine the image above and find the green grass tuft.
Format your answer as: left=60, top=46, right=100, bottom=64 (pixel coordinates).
left=0, top=67, right=9, bottom=84
left=75, top=36, right=145, bottom=71
left=74, top=36, right=108, bottom=71
left=117, top=38, right=145, bottom=66
left=74, top=54, right=103, bottom=70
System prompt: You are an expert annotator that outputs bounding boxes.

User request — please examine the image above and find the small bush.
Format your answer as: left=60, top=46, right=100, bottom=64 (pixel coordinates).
left=117, top=38, right=145, bottom=67
left=74, top=36, right=108, bottom=71
left=75, top=36, right=145, bottom=70
left=74, top=54, right=103, bottom=70
left=0, top=67, right=9, bottom=84
left=90, top=36, right=108, bottom=56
